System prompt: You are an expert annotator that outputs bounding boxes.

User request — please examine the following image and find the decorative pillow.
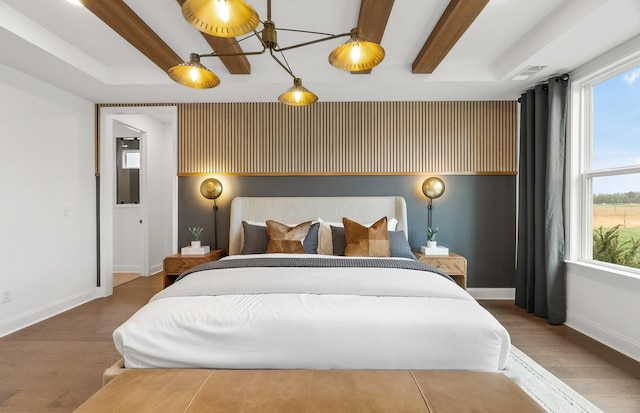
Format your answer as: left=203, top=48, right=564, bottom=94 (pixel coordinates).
left=342, top=217, right=390, bottom=257
left=332, top=227, right=415, bottom=259
left=388, top=231, right=417, bottom=260
left=242, top=221, right=319, bottom=254
left=242, top=221, right=270, bottom=254
left=317, top=218, right=341, bottom=255
left=266, top=220, right=312, bottom=254
left=304, top=222, right=320, bottom=254
left=331, top=225, right=347, bottom=256
left=318, top=217, right=399, bottom=255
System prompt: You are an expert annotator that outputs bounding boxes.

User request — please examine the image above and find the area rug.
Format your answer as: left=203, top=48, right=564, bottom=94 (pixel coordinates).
left=508, top=346, right=604, bottom=413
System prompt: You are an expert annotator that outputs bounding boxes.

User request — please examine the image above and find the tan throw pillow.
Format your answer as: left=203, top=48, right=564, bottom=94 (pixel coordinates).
left=266, top=220, right=312, bottom=254
left=343, top=217, right=390, bottom=257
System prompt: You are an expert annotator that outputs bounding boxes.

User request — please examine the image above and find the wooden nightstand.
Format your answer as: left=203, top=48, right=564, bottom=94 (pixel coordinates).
left=414, top=251, right=467, bottom=289
left=163, top=249, right=225, bottom=288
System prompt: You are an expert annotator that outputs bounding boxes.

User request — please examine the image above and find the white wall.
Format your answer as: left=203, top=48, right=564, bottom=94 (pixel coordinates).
left=0, top=63, right=96, bottom=337
left=566, top=263, right=640, bottom=362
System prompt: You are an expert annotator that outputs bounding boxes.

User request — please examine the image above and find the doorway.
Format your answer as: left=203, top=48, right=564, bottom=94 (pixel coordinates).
left=98, top=106, right=178, bottom=297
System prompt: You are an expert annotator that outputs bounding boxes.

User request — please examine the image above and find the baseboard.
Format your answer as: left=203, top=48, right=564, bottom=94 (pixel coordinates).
left=150, top=262, right=163, bottom=275
left=467, top=288, right=515, bottom=300
left=566, top=311, right=640, bottom=363
left=0, top=289, right=97, bottom=338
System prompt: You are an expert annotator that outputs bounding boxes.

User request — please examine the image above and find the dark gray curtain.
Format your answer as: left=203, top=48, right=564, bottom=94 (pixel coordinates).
left=515, top=75, right=568, bottom=325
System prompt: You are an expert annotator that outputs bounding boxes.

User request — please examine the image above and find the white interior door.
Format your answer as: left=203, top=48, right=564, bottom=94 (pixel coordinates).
left=113, top=123, right=145, bottom=274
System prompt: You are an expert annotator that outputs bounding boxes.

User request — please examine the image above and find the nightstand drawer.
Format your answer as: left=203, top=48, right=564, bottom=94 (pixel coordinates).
left=164, top=258, right=209, bottom=274
left=163, top=250, right=225, bottom=288
left=413, top=251, right=468, bottom=289
left=421, top=257, right=465, bottom=275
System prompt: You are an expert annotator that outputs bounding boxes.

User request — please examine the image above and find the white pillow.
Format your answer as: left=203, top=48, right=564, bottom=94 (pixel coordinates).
left=317, top=217, right=398, bottom=255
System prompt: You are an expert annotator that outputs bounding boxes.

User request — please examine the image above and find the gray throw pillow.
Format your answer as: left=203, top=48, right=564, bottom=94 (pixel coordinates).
left=388, top=231, right=417, bottom=260
left=241, top=221, right=269, bottom=254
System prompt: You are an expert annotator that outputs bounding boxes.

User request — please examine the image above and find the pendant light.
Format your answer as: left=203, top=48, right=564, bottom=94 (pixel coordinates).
left=181, top=0, right=260, bottom=38
left=278, top=78, right=318, bottom=106
left=167, top=53, right=220, bottom=89
left=329, top=29, right=385, bottom=72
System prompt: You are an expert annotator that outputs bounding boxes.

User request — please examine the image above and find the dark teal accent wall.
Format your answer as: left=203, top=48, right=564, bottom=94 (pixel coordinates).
left=178, top=175, right=516, bottom=288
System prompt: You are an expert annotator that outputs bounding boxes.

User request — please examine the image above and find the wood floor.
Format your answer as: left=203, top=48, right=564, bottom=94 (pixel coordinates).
left=0, top=274, right=639, bottom=412
left=482, top=300, right=640, bottom=412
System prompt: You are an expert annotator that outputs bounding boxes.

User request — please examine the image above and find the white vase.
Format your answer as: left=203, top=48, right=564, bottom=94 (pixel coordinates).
left=191, top=240, right=201, bottom=248
left=427, top=240, right=437, bottom=248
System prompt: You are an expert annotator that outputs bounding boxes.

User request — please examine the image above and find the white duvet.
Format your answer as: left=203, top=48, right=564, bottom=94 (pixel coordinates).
left=113, top=254, right=511, bottom=371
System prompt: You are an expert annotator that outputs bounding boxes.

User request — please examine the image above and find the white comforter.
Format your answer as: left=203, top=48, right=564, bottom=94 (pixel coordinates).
left=113, top=254, right=511, bottom=370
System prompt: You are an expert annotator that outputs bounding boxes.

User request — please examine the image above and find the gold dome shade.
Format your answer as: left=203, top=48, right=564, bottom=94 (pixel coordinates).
left=200, top=178, right=223, bottom=200
left=168, top=54, right=220, bottom=89
left=182, top=0, right=260, bottom=38
left=422, top=177, right=445, bottom=199
left=278, top=78, right=318, bottom=106
left=328, top=28, right=385, bottom=72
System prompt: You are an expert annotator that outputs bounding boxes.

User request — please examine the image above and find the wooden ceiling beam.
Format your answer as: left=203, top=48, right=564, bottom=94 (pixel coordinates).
left=80, top=0, right=182, bottom=72
left=354, top=0, right=395, bottom=75
left=412, top=0, right=489, bottom=74
left=176, top=0, right=250, bottom=74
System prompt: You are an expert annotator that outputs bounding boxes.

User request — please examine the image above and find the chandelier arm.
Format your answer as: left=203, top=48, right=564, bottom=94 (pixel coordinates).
left=269, top=48, right=296, bottom=80
left=236, top=30, right=263, bottom=46
left=198, top=45, right=267, bottom=59
left=275, top=27, right=335, bottom=37
left=273, top=32, right=351, bottom=53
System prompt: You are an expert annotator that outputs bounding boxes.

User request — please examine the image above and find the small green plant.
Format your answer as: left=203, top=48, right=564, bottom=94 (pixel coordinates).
left=187, top=226, right=203, bottom=241
left=426, top=227, right=438, bottom=241
left=593, top=225, right=640, bottom=269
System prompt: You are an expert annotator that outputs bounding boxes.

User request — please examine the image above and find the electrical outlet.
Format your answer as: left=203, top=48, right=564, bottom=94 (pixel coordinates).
left=1, top=289, right=10, bottom=304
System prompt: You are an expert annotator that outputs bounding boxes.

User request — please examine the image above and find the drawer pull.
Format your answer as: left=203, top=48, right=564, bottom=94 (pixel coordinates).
left=438, top=265, right=449, bottom=270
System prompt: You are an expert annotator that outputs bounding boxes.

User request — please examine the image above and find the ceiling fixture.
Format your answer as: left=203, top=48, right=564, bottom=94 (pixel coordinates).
left=510, top=65, right=547, bottom=81
left=169, top=0, right=385, bottom=106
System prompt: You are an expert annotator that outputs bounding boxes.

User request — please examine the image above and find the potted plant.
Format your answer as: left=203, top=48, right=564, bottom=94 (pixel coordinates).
left=426, top=227, right=438, bottom=248
left=188, top=227, right=204, bottom=248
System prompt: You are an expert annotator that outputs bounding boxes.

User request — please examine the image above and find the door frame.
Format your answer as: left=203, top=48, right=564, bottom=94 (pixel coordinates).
left=98, top=106, right=178, bottom=297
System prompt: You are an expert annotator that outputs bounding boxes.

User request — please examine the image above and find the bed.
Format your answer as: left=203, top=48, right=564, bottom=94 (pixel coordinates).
left=113, top=196, right=511, bottom=372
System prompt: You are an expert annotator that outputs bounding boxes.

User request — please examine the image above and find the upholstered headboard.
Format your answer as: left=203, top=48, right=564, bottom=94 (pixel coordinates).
left=228, top=196, right=408, bottom=255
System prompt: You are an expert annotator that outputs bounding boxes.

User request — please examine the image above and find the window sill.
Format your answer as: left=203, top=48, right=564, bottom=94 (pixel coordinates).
left=565, top=260, right=640, bottom=291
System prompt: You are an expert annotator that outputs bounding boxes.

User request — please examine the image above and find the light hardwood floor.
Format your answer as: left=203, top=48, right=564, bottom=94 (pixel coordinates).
left=112, top=272, right=140, bottom=287
left=0, top=274, right=638, bottom=412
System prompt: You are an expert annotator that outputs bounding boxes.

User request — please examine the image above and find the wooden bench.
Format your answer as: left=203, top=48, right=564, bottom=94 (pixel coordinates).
left=76, top=369, right=544, bottom=412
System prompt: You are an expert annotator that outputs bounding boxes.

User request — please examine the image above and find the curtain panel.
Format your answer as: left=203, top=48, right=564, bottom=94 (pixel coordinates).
left=515, top=75, right=569, bottom=325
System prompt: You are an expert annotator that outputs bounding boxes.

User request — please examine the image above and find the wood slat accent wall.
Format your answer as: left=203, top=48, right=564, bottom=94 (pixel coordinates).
left=100, top=101, right=517, bottom=175
left=177, top=101, right=516, bottom=175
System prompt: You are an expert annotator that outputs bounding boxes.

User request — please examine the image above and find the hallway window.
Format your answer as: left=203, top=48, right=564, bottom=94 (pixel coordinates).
left=116, top=137, right=140, bottom=204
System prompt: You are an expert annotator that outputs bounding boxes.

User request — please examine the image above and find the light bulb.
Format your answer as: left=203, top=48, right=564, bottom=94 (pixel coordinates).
left=214, top=0, right=230, bottom=23
left=350, top=43, right=361, bottom=64
left=189, top=67, right=199, bottom=82
left=294, top=91, right=302, bottom=102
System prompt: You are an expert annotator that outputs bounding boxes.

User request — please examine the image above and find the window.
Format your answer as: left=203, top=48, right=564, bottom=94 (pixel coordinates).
left=116, top=137, right=140, bottom=204
left=577, top=64, right=640, bottom=272
left=122, top=150, right=140, bottom=169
